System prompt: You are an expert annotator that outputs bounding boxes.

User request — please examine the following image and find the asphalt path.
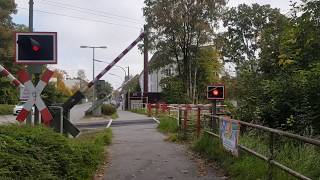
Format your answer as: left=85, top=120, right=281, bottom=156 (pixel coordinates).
left=70, top=102, right=91, bottom=123
left=0, top=102, right=91, bottom=125
left=104, top=110, right=222, bottom=180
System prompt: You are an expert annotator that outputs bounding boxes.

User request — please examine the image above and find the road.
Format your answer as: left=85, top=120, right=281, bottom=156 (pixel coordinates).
left=0, top=102, right=91, bottom=124
left=104, top=110, right=223, bottom=180
left=70, top=102, right=91, bottom=123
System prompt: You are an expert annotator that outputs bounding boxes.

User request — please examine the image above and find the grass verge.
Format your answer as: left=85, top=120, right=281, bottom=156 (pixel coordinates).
left=0, top=104, right=14, bottom=115
left=0, top=124, right=112, bottom=180
left=192, top=133, right=320, bottom=180
left=130, top=108, right=147, bottom=115
left=157, top=115, right=183, bottom=142
left=110, top=112, right=119, bottom=119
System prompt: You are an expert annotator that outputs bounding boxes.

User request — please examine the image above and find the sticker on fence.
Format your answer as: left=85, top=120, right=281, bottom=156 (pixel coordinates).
left=220, top=118, right=240, bottom=156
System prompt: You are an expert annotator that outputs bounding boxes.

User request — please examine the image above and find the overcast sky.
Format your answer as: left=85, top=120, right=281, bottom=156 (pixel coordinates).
left=12, top=0, right=295, bottom=89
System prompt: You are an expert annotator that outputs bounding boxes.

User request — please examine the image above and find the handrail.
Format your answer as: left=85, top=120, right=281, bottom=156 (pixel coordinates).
left=204, top=114, right=320, bottom=146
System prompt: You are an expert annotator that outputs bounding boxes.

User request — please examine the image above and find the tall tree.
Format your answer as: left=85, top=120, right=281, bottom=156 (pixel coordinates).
left=143, top=0, right=226, bottom=102
left=218, top=3, right=286, bottom=73
left=0, top=1, right=27, bottom=104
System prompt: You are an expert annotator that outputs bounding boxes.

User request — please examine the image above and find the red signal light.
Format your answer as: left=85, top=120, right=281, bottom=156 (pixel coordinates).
left=32, top=45, right=40, bottom=52
left=212, top=89, right=219, bottom=96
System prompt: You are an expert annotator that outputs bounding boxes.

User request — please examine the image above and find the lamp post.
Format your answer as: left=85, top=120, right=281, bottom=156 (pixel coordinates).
left=94, top=59, right=129, bottom=81
left=80, top=46, right=107, bottom=109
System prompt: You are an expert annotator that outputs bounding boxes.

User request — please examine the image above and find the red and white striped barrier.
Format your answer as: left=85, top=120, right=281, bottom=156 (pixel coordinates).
left=16, top=70, right=54, bottom=124
left=0, top=65, right=23, bottom=88
left=81, top=32, right=145, bottom=93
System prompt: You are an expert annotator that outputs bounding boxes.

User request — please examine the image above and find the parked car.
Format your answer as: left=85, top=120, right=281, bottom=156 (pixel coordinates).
left=13, top=101, right=34, bottom=116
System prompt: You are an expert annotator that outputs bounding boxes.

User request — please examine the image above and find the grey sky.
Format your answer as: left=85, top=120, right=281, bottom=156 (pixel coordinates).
left=12, top=0, right=294, bottom=89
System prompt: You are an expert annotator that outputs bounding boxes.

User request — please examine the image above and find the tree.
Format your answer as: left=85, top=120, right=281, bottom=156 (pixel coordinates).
left=53, top=69, right=72, bottom=97
left=0, top=1, right=27, bottom=104
left=143, top=0, right=226, bottom=102
left=218, top=3, right=286, bottom=73
left=220, top=1, right=320, bottom=136
left=77, top=69, right=87, bottom=81
left=121, top=75, right=140, bottom=93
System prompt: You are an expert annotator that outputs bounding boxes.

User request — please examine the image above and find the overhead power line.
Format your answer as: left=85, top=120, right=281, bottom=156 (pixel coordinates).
left=18, top=7, right=141, bottom=29
left=40, top=0, right=143, bottom=23
left=38, top=1, right=143, bottom=25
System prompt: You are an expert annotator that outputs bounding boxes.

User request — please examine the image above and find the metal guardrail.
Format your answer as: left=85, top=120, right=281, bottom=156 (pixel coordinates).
left=203, top=114, right=320, bottom=180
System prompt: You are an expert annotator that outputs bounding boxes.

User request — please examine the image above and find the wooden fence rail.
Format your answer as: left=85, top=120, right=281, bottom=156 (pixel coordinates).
left=136, top=103, right=320, bottom=180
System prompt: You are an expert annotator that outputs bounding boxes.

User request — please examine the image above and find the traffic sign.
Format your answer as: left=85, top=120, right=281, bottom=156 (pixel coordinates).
left=207, top=85, right=225, bottom=100
left=15, top=32, right=57, bottom=64
left=16, top=69, right=54, bottom=124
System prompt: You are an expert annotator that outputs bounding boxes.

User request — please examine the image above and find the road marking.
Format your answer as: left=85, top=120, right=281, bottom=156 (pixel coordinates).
left=152, top=117, right=160, bottom=124
left=106, top=119, right=113, bottom=128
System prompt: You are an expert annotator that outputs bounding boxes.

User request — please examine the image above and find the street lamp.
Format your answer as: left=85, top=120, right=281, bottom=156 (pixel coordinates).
left=94, top=59, right=129, bottom=81
left=80, top=45, right=107, bottom=108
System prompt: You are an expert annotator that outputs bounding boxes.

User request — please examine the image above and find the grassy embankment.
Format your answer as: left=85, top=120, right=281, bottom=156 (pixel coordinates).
left=193, top=132, right=320, bottom=179
left=0, top=124, right=112, bottom=179
left=156, top=114, right=320, bottom=179
left=0, top=104, right=14, bottom=115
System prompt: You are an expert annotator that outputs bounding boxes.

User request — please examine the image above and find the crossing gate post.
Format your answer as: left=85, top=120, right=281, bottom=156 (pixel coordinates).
left=48, top=106, right=63, bottom=134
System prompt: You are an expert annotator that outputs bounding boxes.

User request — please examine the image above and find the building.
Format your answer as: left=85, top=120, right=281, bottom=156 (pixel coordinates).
left=139, top=52, right=176, bottom=93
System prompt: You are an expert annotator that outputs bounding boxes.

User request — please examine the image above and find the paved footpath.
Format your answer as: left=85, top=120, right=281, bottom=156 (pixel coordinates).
left=104, top=110, right=222, bottom=180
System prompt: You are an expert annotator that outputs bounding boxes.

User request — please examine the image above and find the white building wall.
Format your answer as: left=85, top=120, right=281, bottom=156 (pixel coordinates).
left=139, top=64, right=176, bottom=93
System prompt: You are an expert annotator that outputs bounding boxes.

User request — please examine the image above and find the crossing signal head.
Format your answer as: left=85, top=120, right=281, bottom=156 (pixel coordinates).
left=30, top=38, right=41, bottom=52
left=207, top=85, right=225, bottom=100
left=15, top=32, right=57, bottom=64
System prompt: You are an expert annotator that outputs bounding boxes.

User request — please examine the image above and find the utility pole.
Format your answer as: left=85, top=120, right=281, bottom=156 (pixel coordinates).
left=143, top=25, right=149, bottom=102
left=92, top=48, right=95, bottom=105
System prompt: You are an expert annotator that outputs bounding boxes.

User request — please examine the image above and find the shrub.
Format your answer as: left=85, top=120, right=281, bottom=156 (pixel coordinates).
left=101, top=104, right=116, bottom=116
left=0, top=104, right=14, bottom=115
left=0, top=125, right=112, bottom=180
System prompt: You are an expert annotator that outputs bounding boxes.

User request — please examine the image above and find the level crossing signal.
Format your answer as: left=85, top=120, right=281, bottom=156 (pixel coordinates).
left=15, top=32, right=57, bottom=64
left=207, top=85, right=225, bottom=100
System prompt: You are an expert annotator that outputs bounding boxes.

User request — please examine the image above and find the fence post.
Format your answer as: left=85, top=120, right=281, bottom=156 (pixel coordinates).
left=197, top=107, right=201, bottom=138
left=155, top=103, right=159, bottom=117
left=184, top=106, right=188, bottom=130
left=168, top=106, right=171, bottom=116
left=267, top=132, right=274, bottom=180
left=147, top=103, right=151, bottom=117
left=178, top=108, right=182, bottom=128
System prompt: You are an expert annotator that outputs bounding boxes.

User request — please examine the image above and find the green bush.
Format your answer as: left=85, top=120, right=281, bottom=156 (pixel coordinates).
left=0, top=104, right=14, bottom=115
left=101, top=104, right=116, bottom=116
left=0, top=125, right=112, bottom=180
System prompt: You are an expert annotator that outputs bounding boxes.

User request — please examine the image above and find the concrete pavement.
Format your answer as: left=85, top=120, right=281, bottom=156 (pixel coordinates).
left=104, top=110, right=222, bottom=180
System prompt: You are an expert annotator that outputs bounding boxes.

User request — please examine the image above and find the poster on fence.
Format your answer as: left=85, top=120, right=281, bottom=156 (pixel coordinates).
left=220, top=118, right=240, bottom=156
